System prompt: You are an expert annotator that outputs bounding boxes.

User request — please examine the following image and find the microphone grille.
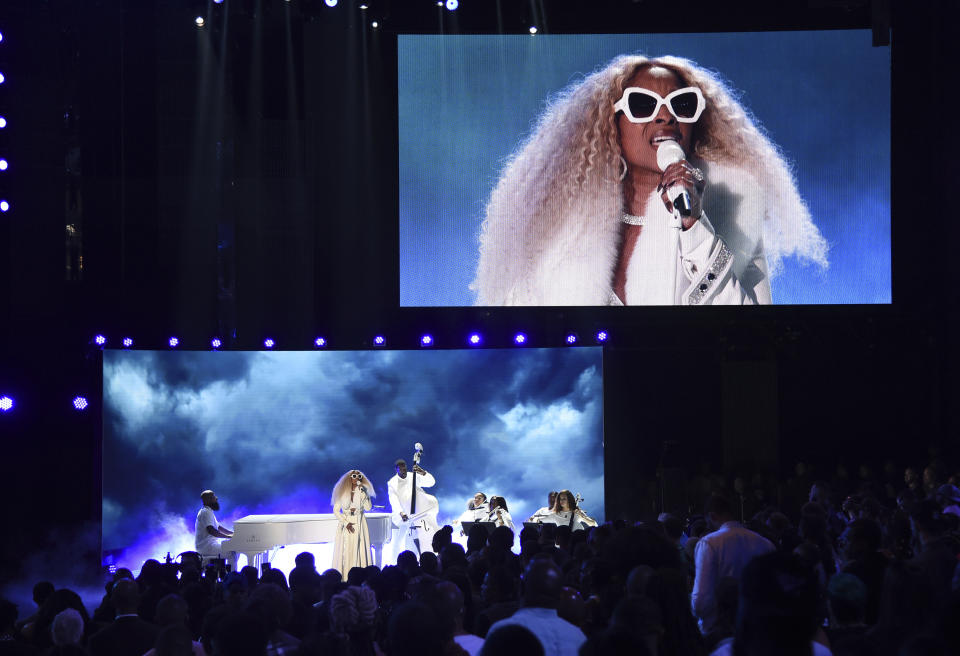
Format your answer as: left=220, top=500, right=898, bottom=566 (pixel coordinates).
left=655, top=140, right=685, bottom=172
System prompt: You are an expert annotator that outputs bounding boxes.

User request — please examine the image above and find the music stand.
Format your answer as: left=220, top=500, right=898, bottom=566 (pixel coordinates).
left=461, top=521, right=497, bottom=537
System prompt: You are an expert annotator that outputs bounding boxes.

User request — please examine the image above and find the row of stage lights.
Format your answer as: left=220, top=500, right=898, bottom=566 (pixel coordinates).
left=0, top=29, right=9, bottom=214
left=0, top=396, right=89, bottom=413
left=197, top=1, right=540, bottom=33
left=87, top=330, right=610, bottom=350
left=0, top=329, right=610, bottom=414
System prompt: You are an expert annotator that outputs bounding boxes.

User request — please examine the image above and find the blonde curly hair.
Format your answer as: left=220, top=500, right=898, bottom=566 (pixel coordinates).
left=475, top=53, right=827, bottom=301
left=331, top=469, right=375, bottom=508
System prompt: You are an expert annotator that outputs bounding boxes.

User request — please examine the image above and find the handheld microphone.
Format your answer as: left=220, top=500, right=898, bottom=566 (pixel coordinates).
left=655, top=140, right=692, bottom=217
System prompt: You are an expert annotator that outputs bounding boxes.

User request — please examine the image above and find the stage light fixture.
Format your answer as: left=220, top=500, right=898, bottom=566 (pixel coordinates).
left=514, top=332, right=528, bottom=345
left=446, top=0, right=458, bottom=9
left=0, top=31, right=4, bottom=43
left=0, top=201, right=9, bottom=212
left=93, top=334, right=107, bottom=347
left=0, top=73, right=5, bottom=84
left=566, top=333, right=578, bottom=345
left=596, top=330, right=609, bottom=343
left=122, top=337, right=133, bottom=348
left=325, top=0, right=338, bottom=6
left=0, top=117, right=6, bottom=129
left=359, top=4, right=368, bottom=9
left=467, top=333, right=482, bottom=346
left=211, top=337, right=222, bottom=349
left=0, top=396, right=13, bottom=412
left=169, top=336, right=180, bottom=348
left=195, top=16, right=205, bottom=27
left=314, top=337, right=327, bottom=348
left=373, top=335, right=385, bottom=346
left=529, top=26, right=538, bottom=34
left=213, top=0, right=224, bottom=4
left=371, top=21, right=379, bottom=28
left=0, top=159, right=8, bottom=171
left=263, top=338, right=275, bottom=349
left=420, top=334, right=434, bottom=347
left=73, top=396, right=89, bottom=411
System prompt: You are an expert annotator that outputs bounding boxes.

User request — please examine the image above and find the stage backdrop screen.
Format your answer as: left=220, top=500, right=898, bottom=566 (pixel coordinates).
left=102, top=348, right=604, bottom=568
left=398, top=31, right=890, bottom=306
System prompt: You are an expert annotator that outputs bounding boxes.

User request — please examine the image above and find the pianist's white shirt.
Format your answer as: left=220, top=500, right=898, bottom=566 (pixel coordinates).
left=195, top=506, right=222, bottom=555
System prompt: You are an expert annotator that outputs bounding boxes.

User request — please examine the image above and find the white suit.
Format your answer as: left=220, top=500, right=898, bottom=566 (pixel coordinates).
left=387, top=469, right=440, bottom=561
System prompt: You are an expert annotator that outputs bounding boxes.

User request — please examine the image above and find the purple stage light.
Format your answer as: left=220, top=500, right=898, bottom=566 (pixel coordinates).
left=94, top=334, right=107, bottom=347
left=514, top=333, right=528, bottom=345
left=0, top=159, right=7, bottom=171
left=0, top=396, right=13, bottom=412
left=0, top=73, right=5, bottom=84
left=314, top=337, right=327, bottom=348
left=211, top=337, right=222, bottom=349
left=168, top=336, right=180, bottom=348
left=596, top=330, right=609, bottom=343
left=467, top=333, right=482, bottom=346
left=73, top=396, right=89, bottom=411
left=213, top=0, right=224, bottom=4
left=263, top=338, right=275, bottom=349
left=325, top=0, right=338, bottom=6
left=0, top=117, right=6, bottom=129
left=566, top=333, right=578, bottom=345
left=420, top=334, right=433, bottom=347
left=0, top=201, right=9, bottom=212
left=373, top=335, right=385, bottom=346
left=446, top=0, right=458, bottom=9
left=122, top=337, right=133, bottom=348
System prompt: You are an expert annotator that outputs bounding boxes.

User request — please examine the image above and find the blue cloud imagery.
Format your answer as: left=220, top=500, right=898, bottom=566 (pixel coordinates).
left=102, top=348, right=604, bottom=565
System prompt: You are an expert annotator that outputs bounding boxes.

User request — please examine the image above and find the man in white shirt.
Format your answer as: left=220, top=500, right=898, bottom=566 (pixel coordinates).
left=487, top=559, right=586, bottom=656
left=195, top=490, right=233, bottom=560
left=388, top=459, right=439, bottom=560
left=692, top=494, right=774, bottom=634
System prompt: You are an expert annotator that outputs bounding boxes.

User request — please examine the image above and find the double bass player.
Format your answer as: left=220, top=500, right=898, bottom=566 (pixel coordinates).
left=387, top=444, right=440, bottom=562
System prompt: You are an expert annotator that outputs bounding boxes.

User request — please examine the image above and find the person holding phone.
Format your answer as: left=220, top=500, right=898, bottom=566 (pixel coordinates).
left=331, top=469, right=375, bottom=575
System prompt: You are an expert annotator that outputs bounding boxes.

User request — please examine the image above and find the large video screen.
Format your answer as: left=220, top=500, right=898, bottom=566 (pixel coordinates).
left=399, top=32, right=890, bottom=306
left=102, top=348, right=604, bottom=571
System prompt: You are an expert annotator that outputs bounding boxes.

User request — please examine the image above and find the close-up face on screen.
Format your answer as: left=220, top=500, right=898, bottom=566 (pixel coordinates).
left=102, top=348, right=604, bottom=569
left=398, top=31, right=890, bottom=307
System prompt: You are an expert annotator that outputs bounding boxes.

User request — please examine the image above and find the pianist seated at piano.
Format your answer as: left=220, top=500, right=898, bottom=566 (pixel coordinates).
left=331, top=469, right=375, bottom=575
left=195, top=489, right=233, bottom=562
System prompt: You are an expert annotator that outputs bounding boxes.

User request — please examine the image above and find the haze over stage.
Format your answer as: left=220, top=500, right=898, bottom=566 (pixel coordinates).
left=101, top=348, right=604, bottom=566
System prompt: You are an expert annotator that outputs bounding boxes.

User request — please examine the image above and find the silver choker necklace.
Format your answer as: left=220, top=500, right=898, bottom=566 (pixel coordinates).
left=621, top=212, right=644, bottom=225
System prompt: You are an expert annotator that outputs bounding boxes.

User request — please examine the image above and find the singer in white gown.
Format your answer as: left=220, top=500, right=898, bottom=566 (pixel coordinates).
left=473, top=54, right=827, bottom=306
left=331, top=469, right=375, bottom=576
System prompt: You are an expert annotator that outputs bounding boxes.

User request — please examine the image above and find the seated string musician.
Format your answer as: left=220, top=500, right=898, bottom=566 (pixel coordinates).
left=550, top=490, right=597, bottom=531
left=488, top=496, right=515, bottom=531
left=528, top=491, right=559, bottom=523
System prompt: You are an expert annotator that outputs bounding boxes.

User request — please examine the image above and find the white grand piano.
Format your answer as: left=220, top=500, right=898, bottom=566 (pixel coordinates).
left=221, top=512, right=393, bottom=570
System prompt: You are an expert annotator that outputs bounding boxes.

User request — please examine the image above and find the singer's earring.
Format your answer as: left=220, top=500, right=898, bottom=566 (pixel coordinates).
left=618, top=155, right=628, bottom=181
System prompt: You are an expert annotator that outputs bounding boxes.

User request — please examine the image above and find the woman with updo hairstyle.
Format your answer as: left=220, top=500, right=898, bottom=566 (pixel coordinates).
left=474, top=54, right=826, bottom=306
